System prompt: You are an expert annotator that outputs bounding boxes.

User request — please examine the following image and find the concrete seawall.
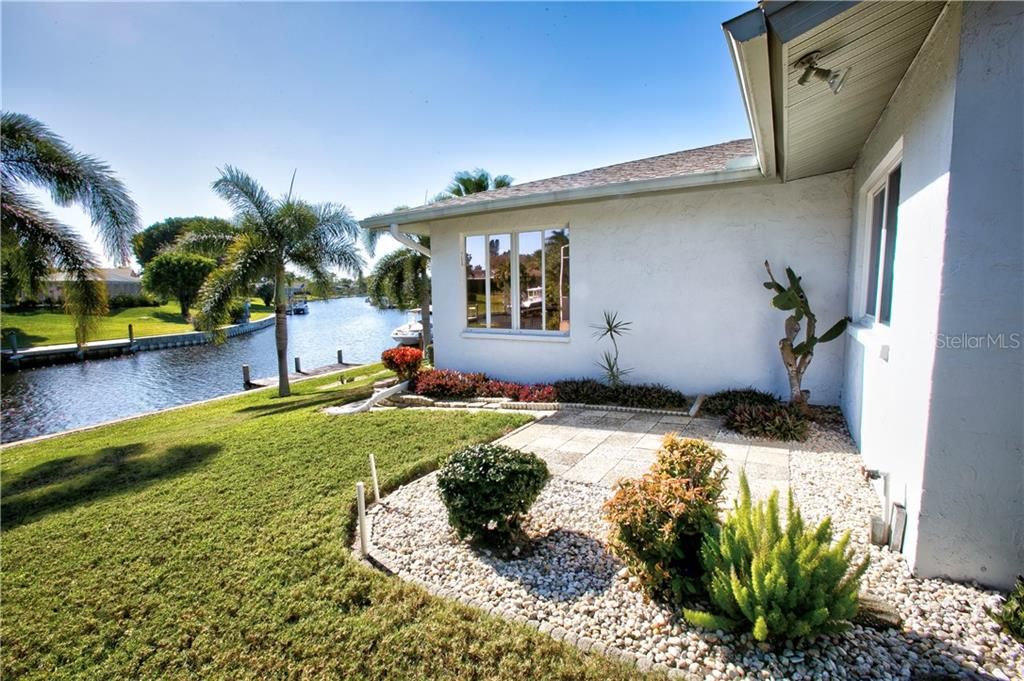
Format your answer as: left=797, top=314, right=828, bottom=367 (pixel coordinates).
left=2, top=315, right=276, bottom=371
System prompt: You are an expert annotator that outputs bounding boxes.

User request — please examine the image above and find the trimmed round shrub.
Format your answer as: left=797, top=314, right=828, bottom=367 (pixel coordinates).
left=724, top=402, right=809, bottom=442
left=437, top=443, right=549, bottom=550
left=552, top=378, right=613, bottom=404
left=604, top=434, right=727, bottom=604
left=381, top=346, right=423, bottom=381
left=701, top=388, right=778, bottom=416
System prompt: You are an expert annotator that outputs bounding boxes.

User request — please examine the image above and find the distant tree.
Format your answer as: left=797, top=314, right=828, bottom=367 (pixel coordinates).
left=187, top=166, right=362, bottom=397
left=365, top=236, right=432, bottom=351
left=433, top=169, right=512, bottom=202
left=0, top=111, right=140, bottom=344
left=255, top=280, right=275, bottom=306
left=142, top=251, right=216, bottom=317
left=132, top=216, right=234, bottom=267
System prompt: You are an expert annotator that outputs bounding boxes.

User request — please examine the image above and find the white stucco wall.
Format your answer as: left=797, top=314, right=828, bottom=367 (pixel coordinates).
left=427, top=172, right=852, bottom=404
left=843, top=1, right=962, bottom=578
left=844, top=1, right=1023, bottom=589
left=916, top=1, right=1023, bottom=589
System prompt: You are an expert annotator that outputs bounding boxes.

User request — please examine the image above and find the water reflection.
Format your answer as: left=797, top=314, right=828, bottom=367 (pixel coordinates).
left=1, top=298, right=407, bottom=443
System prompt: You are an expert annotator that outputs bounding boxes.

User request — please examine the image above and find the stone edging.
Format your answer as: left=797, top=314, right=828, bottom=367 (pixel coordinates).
left=387, top=394, right=700, bottom=419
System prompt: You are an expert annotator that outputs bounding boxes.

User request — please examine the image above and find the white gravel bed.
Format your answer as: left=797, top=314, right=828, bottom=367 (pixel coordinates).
left=367, top=435, right=1023, bottom=680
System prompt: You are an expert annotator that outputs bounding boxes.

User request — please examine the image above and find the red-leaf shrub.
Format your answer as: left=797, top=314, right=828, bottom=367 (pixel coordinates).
left=518, top=384, right=558, bottom=403
left=413, top=369, right=486, bottom=398
left=413, top=369, right=557, bottom=403
left=479, top=380, right=523, bottom=399
left=381, top=347, right=423, bottom=381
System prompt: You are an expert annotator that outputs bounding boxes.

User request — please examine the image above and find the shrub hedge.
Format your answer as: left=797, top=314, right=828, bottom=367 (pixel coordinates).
left=701, top=388, right=778, bottom=416
left=724, top=402, right=810, bottom=442
left=381, top=347, right=423, bottom=381
left=553, top=378, right=688, bottom=410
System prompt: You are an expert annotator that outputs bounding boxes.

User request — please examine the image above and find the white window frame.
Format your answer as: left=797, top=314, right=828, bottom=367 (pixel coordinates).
left=854, top=140, right=903, bottom=331
left=460, top=224, right=570, bottom=340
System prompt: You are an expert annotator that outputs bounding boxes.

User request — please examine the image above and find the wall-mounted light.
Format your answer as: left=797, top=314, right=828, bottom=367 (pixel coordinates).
left=796, top=51, right=850, bottom=95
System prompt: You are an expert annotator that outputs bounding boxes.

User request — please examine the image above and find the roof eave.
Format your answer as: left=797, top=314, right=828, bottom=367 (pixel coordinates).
left=361, top=159, right=763, bottom=230
left=722, top=8, right=777, bottom=179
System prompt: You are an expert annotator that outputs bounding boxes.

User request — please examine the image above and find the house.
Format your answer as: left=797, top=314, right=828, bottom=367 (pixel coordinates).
left=44, top=267, right=142, bottom=301
left=362, top=1, right=1023, bottom=590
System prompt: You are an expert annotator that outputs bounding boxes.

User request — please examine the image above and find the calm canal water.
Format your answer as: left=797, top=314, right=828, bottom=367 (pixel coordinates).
left=1, top=297, right=409, bottom=443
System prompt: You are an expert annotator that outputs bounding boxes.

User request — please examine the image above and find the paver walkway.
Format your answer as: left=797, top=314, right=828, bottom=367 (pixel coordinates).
left=497, top=409, right=791, bottom=501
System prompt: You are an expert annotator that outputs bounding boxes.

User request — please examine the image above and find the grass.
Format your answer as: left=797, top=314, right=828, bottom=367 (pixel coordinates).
left=0, top=365, right=650, bottom=680
left=1, top=299, right=273, bottom=348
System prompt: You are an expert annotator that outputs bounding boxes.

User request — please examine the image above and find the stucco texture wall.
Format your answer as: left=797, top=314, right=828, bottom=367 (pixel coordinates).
left=843, top=1, right=962, bottom=578
left=917, top=0, right=1023, bottom=590
left=427, top=171, right=853, bottom=404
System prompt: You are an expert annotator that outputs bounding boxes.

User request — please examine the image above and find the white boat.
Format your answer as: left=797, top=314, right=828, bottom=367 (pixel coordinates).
left=521, top=286, right=544, bottom=312
left=391, top=308, right=426, bottom=346
left=286, top=294, right=309, bottom=315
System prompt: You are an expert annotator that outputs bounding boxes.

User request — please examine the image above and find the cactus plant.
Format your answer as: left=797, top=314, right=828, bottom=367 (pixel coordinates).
left=763, top=261, right=850, bottom=410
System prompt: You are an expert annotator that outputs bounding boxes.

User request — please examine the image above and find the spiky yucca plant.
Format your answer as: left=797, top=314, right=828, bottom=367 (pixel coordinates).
left=684, top=471, right=869, bottom=641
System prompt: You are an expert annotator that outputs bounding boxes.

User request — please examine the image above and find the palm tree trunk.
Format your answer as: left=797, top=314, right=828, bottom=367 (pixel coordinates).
left=275, top=265, right=291, bottom=397
left=419, top=286, right=432, bottom=359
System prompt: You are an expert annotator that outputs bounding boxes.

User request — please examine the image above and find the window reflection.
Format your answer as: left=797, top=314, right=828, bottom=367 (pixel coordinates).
left=545, top=228, right=570, bottom=332
left=519, top=231, right=544, bottom=330
left=465, top=235, right=486, bottom=328
left=463, top=228, right=569, bottom=333
left=488, top=234, right=512, bottom=329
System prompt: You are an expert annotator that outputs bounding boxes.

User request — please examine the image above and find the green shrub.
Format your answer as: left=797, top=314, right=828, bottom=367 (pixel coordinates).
left=552, top=378, right=613, bottom=404
left=604, top=434, right=727, bottom=605
left=684, top=472, right=869, bottom=641
left=109, top=293, right=160, bottom=309
left=988, top=575, right=1024, bottom=643
left=553, top=378, right=688, bottom=410
left=614, top=383, right=689, bottom=410
left=724, top=402, right=809, bottom=441
left=436, top=444, right=549, bottom=551
left=702, top=388, right=777, bottom=416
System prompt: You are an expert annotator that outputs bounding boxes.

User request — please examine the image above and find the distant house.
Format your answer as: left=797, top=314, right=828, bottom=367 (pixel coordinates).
left=363, top=1, right=1022, bottom=590
left=45, top=268, right=142, bottom=301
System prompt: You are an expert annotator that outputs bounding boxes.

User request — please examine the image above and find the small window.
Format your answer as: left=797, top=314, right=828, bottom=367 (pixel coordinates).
left=864, top=164, right=901, bottom=324
left=463, top=227, right=570, bottom=333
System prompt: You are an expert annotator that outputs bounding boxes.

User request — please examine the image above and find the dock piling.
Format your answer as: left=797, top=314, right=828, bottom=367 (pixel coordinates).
left=294, top=356, right=302, bottom=373
left=337, top=349, right=344, bottom=364
left=128, top=324, right=135, bottom=344
left=242, top=364, right=251, bottom=387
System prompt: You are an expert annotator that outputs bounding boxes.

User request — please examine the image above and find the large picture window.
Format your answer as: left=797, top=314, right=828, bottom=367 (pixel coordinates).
left=864, top=164, right=901, bottom=324
left=464, top=227, right=570, bottom=334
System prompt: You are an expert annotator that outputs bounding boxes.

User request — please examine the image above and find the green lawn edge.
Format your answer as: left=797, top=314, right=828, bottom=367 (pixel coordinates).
left=1, top=365, right=655, bottom=680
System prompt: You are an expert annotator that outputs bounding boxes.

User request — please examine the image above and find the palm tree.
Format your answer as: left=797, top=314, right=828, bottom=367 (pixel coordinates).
left=189, top=166, right=363, bottom=397
left=366, top=236, right=432, bottom=351
left=1, top=112, right=140, bottom=344
left=434, top=169, right=513, bottom=201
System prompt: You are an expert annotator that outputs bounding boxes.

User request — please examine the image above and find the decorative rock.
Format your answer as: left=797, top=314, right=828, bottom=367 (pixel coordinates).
left=365, top=422, right=1024, bottom=680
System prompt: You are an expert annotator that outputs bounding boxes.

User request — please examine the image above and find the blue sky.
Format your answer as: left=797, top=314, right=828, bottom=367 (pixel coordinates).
left=2, top=1, right=752, bottom=269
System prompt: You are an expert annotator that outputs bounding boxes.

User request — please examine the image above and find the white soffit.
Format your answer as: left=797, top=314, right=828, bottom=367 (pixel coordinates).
left=770, top=1, right=945, bottom=181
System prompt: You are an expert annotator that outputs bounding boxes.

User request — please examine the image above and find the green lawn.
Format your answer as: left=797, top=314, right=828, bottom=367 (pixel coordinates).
left=1, top=299, right=273, bottom=348
left=0, top=366, right=649, bottom=680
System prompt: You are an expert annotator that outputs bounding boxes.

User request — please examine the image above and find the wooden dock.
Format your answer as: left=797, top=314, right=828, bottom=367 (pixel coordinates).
left=244, top=361, right=363, bottom=390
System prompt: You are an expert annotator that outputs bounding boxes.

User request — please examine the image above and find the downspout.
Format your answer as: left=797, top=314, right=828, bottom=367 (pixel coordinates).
left=389, top=224, right=431, bottom=258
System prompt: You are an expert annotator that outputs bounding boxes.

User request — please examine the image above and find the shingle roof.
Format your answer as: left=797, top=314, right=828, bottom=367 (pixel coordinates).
left=424, top=138, right=754, bottom=210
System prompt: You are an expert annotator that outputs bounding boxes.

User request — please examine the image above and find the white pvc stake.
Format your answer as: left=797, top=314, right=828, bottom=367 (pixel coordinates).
left=369, top=453, right=381, bottom=502
left=356, top=482, right=368, bottom=557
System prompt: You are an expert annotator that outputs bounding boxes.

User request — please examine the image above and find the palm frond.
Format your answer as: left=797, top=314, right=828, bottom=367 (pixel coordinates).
left=194, top=232, right=275, bottom=334
left=1, top=111, right=140, bottom=264
left=211, top=165, right=278, bottom=229
left=1, top=187, right=108, bottom=343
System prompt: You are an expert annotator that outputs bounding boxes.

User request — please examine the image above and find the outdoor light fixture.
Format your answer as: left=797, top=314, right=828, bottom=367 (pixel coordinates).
left=796, top=51, right=850, bottom=95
